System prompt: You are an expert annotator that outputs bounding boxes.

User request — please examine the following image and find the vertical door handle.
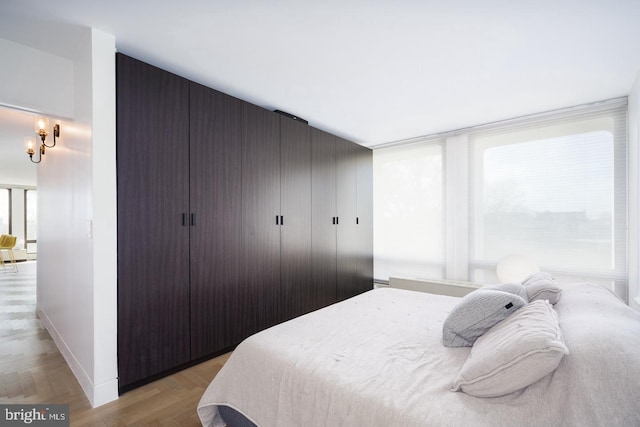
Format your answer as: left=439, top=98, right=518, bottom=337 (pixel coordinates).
left=182, top=213, right=188, bottom=226
left=191, top=213, right=196, bottom=226
left=280, top=215, right=284, bottom=225
left=276, top=215, right=279, bottom=225
left=356, top=217, right=359, bottom=225
left=332, top=217, right=336, bottom=225
left=336, top=216, right=339, bottom=225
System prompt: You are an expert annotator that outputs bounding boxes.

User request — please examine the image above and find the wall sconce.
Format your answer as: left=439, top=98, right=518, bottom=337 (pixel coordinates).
left=24, top=137, right=44, bottom=163
left=36, top=117, right=60, bottom=148
left=26, top=118, right=60, bottom=164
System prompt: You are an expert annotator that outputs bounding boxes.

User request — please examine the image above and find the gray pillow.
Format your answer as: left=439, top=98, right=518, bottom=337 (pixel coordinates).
left=522, top=272, right=561, bottom=304
left=442, top=290, right=526, bottom=347
left=482, top=283, right=529, bottom=302
left=452, top=300, right=569, bottom=397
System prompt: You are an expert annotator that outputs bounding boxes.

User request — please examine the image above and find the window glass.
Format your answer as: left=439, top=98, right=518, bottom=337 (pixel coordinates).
left=25, top=189, right=37, bottom=253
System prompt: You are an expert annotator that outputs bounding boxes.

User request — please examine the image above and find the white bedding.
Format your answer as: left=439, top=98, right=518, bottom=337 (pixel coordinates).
left=198, top=284, right=640, bottom=427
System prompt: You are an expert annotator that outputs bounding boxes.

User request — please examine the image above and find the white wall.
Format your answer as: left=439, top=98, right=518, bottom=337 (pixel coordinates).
left=0, top=37, right=74, bottom=118
left=628, top=71, right=640, bottom=311
left=90, top=29, right=118, bottom=405
left=2, top=29, right=118, bottom=407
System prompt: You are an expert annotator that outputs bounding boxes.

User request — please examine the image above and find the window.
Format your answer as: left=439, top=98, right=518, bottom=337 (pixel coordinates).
left=373, top=140, right=445, bottom=281
left=373, top=101, right=628, bottom=299
left=469, top=108, right=627, bottom=296
left=25, top=189, right=37, bottom=253
left=0, top=188, right=9, bottom=235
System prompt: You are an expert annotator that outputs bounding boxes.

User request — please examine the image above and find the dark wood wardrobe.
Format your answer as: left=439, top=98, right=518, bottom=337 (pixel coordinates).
left=116, top=53, right=373, bottom=392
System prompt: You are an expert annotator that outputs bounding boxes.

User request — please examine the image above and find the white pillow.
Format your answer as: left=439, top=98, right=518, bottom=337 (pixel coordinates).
left=522, top=272, right=562, bottom=304
left=442, top=290, right=526, bottom=347
left=452, top=300, right=569, bottom=398
left=482, top=283, right=529, bottom=302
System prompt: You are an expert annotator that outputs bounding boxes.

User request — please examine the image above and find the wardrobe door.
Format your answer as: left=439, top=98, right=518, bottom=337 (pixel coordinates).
left=189, top=83, right=244, bottom=359
left=311, top=128, right=338, bottom=308
left=355, top=144, right=374, bottom=294
left=280, top=117, right=312, bottom=320
left=242, top=103, right=282, bottom=334
left=335, top=138, right=359, bottom=301
left=116, top=54, right=190, bottom=390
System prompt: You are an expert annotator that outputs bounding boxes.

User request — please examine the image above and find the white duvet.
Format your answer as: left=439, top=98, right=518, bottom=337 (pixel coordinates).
left=198, top=284, right=640, bottom=427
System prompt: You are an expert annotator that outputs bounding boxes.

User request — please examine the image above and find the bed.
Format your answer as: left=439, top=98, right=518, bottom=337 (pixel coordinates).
left=197, top=283, right=640, bottom=427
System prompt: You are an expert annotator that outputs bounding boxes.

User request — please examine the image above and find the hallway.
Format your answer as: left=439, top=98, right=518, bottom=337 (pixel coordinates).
left=0, top=262, right=230, bottom=426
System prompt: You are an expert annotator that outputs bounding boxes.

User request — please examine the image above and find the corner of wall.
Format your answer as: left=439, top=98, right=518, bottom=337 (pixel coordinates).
left=628, top=70, right=640, bottom=310
left=89, top=27, right=119, bottom=408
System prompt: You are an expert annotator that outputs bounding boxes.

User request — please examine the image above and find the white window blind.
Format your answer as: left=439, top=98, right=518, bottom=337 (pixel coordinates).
left=469, top=106, right=627, bottom=296
left=373, top=140, right=445, bottom=281
left=373, top=100, right=628, bottom=300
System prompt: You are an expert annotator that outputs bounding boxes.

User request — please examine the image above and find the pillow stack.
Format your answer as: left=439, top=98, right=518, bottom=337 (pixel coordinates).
left=443, top=273, right=567, bottom=398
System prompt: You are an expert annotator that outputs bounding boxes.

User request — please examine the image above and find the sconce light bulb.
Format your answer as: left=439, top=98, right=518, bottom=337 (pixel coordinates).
left=24, top=137, right=35, bottom=151
left=24, top=136, right=43, bottom=164
left=37, top=119, right=45, bottom=130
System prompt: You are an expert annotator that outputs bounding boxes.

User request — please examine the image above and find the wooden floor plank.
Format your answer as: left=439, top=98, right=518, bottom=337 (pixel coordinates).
left=18, top=371, right=37, bottom=398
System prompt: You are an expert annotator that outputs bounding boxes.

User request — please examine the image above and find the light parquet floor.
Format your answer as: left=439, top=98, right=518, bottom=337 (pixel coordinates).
left=0, top=261, right=231, bottom=426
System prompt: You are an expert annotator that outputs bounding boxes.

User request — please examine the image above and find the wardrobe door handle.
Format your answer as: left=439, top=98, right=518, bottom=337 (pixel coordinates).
left=191, top=213, right=196, bottom=226
left=336, top=216, right=339, bottom=225
left=332, top=217, right=336, bottom=225
left=276, top=215, right=279, bottom=225
left=356, top=217, right=359, bottom=225
left=182, top=213, right=188, bottom=226
left=280, top=215, right=284, bottom=225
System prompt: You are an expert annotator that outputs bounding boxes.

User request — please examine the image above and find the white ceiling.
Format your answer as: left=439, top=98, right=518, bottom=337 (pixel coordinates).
left=0, top=0, right=639, bottom=149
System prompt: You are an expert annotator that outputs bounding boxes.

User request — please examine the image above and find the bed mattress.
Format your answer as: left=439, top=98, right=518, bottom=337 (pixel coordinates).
left=198, top=284, right=640, bottom=427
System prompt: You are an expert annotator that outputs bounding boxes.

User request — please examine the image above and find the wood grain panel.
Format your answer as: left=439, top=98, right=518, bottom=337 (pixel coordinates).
left=115, top=54, right=374, bottom=392
left=356, top=144, right=374, bottom=294
left=242, top=103, right=282, bottom=334
left=311, top=127, right=338, bottom=308
left=116, top=53, right=191, bottom=390
left=189, top=82, right=244, bottom=358
left=335, top=137, right=359, bottom=301
left=280, top=117, right=313, bottom=320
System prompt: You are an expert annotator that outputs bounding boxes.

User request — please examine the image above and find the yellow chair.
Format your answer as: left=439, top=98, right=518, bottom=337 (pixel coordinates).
left=0, top=234, right=18, bottom=272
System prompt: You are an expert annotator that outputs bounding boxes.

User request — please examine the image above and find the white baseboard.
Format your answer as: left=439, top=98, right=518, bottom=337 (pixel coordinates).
left=36, top=306, right=118, bottom=408
left=92, top=378, right=119, bottom=407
